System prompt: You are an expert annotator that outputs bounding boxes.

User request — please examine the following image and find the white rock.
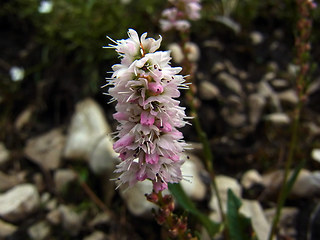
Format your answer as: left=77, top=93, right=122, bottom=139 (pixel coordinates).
left=0, top=171, right=26, bottom=192
left=248, top=94, right=266, bottom=126
left=264, top=113, right=290, bottom=125
left=28, top=221, right=51, bottom=240
left=0, top=142, right=10, bottom=167
left=311, top=149, right=320, bottom=163
left=199, top=81, right=220, bottom=100
left=84, top=231, right=107, bottom=240
left=168, top=43, right=184, bottom=64
left=89, top=212, right=111, bottom=228
left=209, top=175, right=242, bottom=221
left=218, top=72, right=242, bottom=95
left=54, top=169, right=77, bottom=193
left=59, top=205, right=85, bottom=235
left=270, top=78, right=289, bottom=89
left=0, top=219, right=17, bottom=238
left=64, top=98, right=112, bottom=161
left=24, top=128, right=64, bottom=170
left=241, top=169, right=263, bottom=189
left=250, top=31, right=264, bottom=45
left=180, top=153, right=206, bottom=201
left=240, top=200, right=271, bottom=240
left=291, top=169, right=320, bottom=198
left=0, top=184, right=40, bottom=221
left=278, top=90, right=298, bottom=105
left=119, top=181, right=155, bottom=216
left=46, top=209, right=61, bottom=225
left=211, top=61, right=225, bottom=73
left=258, top=81, right=281, bottom=112
left=185, top=42, right=200, bottom=62
left=89, top=134, right=118, bottom=175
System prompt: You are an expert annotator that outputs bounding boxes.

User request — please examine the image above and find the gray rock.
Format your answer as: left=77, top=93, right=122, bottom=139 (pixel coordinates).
left=224, top=60, right=238, bottom=75
left=0, top=142, right=10, bottom=167
left=83, top=231, right=107, bottom=240
left=311, top=149, right=320, bottom=163
left=278, top=89, right=299, bottom=106
left=54, top=169, right=77, bottom=193
left=264, top=113, right=290, bottom=125
left=198, top=81, right=220, bottom=100
left=28, top=221, right=51, bottom=240
left=0, top=184, right=40, bottom=221
left=0, top=171, right=26, bottom=192
left=24, top=128, right=64, bottom=170
left=0, top=219, right=17, bottom=238
left=218, top=72, right=242, bottom=95
left=58, top=205, right=85, bottom=235
left=250, top=31, right=264, bottom=45
left=64, top=98, right=112, bottom=162
left=241, top=169, right=263, bottom=189
left=89, top=212, right=111, bottom=228
left=180, top=153, right=206, bottom=201
left=46, top=208, right=61, bottom=225
left=211, top=61, right=225, bottom=73
left=248, top=94, right=266, bottom=126
left=270, top=78, right=290, bottom=90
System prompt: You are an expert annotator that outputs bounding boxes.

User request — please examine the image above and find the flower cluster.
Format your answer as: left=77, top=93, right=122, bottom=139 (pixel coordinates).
left=160, top=0, right=201, bottom=32
left=105, top=29, right=189, bottom=193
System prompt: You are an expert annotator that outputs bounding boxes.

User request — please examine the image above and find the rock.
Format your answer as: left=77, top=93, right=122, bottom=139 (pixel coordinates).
left=184, top=42, right=200, bottom=62
left=264, top=113, right=290, bottom=125
left=64, top=98, right=112, bottom=162
left=24, top=128, right=64, bottom=170
left=264, top=207, right=298, bottom=239
left=241, top=169, right=263, bottom=189
left=180, top=153, right=206, bottom=201
left=120, top=181, right=155, bottom=216
left=89, top=212, right=111, bottom=228
left=14, top=106, right=35, bottom=130
left=211, top=61, right=225, bottom=73
left=0, top=171, right=26, bottom=192
left=240, top=200, right=270, bottom=240
left=278, top=90, right=299, bottom=106
left=84, top=231, right=107, bottom=240
left=311, top=149, right=320, bottom=163
left=224, top=60, right=238, bottom=75
left=217, top=72, right=242, bottom=95
left=28, top=221, right=51, bottom=240
left=262, top=72, right=276, bottom=82
left=198, top=81, right=220, bottom=100
left=0, top=143, right=10, bottom=167
left=221, top=95, right=246, bottom=127
left=266, top=62, right=279, bottom=73
left=209, top=175, right=242, bottom=222
left=0, top=184, right=40, bottom=222
left=258, top=81, right=281, bottom=112
left=54, top=169, right=77, bottom=193
left=168, top=43, right=184, bottom=64
left=270, top=78, right=290, bottom=90
left=250, top=31, right=264, bottom=45
left=0, top=219, right=17, bottom=238
left=248, top=94, right=266, bottom=126
left=33, top=173, right=45, bottom=192
left=46, top=208, right=61, bottom=225
left=58, top=205, right=85, bottom=235
left=89, top=134, right=118, bottom=175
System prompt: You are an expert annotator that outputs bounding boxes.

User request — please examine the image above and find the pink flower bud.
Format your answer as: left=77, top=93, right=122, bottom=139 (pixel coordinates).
left=148, top=82, right=164, bottom=94
left=140, top=111, right=155, bottom=126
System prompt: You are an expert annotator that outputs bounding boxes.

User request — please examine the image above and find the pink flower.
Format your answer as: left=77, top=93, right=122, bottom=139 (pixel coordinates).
left=106, top=29, right=189, bottom=193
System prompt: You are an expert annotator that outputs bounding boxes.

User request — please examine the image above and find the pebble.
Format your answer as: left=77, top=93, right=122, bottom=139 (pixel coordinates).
left=264, top=113, right=290, bottom=125
left=311, top=148, right=320, bottom=163
left=59, top=204, right=85, bottom=235
left=24, top=128, right=64, bottom=170
left=248, top=94, right=266, bottom=126
left=0, top=171, right=26, bottom=192
left=241, top=169, right=263, bottom=189
left=83, top=231, right=107, bottom=240
left=277, top=89, right=298, bottom=106
left=0, top=219, right=17, bottom=238
left=198, top=81, right=220, bottom=100
left=250, top=31, right=264, bottom=45
left=0, top=184, right=40, bottom=222
left=218, top=72, right=242, bottom=95
left=63, top=98, right=112, bottom=162
left=54, top=169, right=77, bottom=193
left=0, top=142, right=10, bottom=167
left=28, top=220, right=51, bottom=240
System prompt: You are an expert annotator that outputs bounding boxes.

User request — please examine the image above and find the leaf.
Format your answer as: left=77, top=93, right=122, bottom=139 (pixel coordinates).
left=168, top=183, right=221, bottom=238
left=227, top=189, right=256, bottom=240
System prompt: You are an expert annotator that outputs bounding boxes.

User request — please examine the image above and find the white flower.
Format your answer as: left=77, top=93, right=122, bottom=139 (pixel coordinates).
left=38, top=0, right=53, bottom=14
left=9, top=66, right=25, bottom=82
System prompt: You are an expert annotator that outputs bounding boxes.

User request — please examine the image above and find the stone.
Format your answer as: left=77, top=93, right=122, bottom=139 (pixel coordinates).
left=24, top=128, right=64, bottom=170
left=0, top=184, right=40, bottom=222
left=180, top=153, right=206, bottom=201
left=278, top=90, right=298, bottom=106
left=224, top=60, right=238, bottom=75
left=0, top=142, right=10, bottom=167
left=217, top=72, right=242, bottom=95
left=14, top=106, right=35, bottom=130
left=264, top=113, right=290, bottom=125
left=89, top=134, right=119, bottom=175
left=250, top=31, right=264, bottom=45
left=209, top=175, right=242, bottom=221
left=46, top=209, right=61, bottom=225
left=211, top=61, right=225, bottom=73
left=0, top=171, right=26, bottom=192
left=270, top=78, right=290, bottom=90
left=185, top=42, right=200, bottom=62
left=241, top=169, right=263, bottom=189
left=248, top=94, right=266, bottom=126
left=119, top=181, right=155, bottom=216
left=198, top=81, right=220, bottom=100
left=54, top=169, right=77, bottom=193
left=168, top=43, right=184, bottom=64
left=83, top=231, right=107, bottom=240
left=64, top=98, right=112, bottom=162
left=58, top=205, right=85, bottom=235
left=89, top=212, right=111, bottom=228
left=28, top=221, right=51, bottom=240
left=0, top=219, right=17, bottom=238
left=311, top=149, right=320, bottom=163
left=240, top=200, right=270, bottom=240
left=258, top=81, right=281, bottom=112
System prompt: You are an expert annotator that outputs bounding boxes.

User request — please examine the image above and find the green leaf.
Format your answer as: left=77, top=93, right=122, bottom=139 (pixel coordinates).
left=226, top=190, right=255, bottom=240
left=168, top=183, right=221, bottom=238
